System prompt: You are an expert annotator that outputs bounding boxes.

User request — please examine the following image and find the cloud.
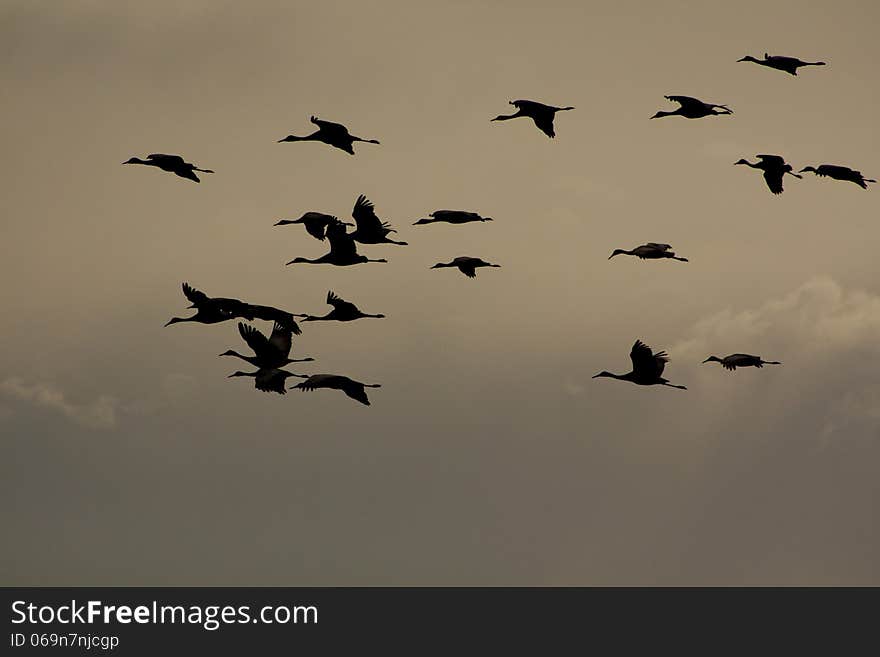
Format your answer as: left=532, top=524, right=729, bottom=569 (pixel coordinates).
left=672, top=277, right=880, bottom=443
left=0, top=378, right=119, bottom=430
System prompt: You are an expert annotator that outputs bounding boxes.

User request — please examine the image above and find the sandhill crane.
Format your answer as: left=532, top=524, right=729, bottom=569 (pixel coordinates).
left=220, top=322, right=314, bottom=369
left=491, top=100, right=574, bottom=138
left=737, top=53, right=826, bottom=76
left=608, top=243, right=689, bottom=262
left=289, top=374, right=381, bottom=406
left=799, top=164, right=876, bottom=189
left=123, top=154, right=214, bottom=182
left=227, top=368, right=300, bottom=395
left=413, top=210, right=493, bottom=226
left=347, top=195, right=407, bottom=246
left=297, top=291, right=385, bottom=322
left=734, top=155, right=802, bottom=194
left=651, top=96, right=732, bottom=119
left=274, top=212, right=346, bottom=241
left=277, top=116, right=380, bottom=155
left=702, top=354, right=781, bottom=371
left=285, top=219, right=388, bottom=266
left=593, top=340, right=687, bottom=390
left=165, top=282, right=255, bottom=327
left=431, top=256, right=501, bottom=278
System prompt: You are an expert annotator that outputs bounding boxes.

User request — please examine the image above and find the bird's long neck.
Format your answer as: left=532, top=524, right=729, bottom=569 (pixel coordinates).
left=662, top=382, right=687, bottom=390
left=129, top=158, right=155, bottom=166
left=492, top=111, right=522, bottom=121
left=352, top=136, right=380, bottom=144
left=164, top=316, right=193, bottom=326
left=738, top=160, right=760, bottom=169
left=286, top=257, right=322, bottom=265
left=221, top=350, right=251, bottom=363
left=653, top=110, right=678, bottom=119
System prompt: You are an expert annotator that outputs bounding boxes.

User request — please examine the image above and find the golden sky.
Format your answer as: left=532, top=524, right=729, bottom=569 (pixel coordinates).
left=2, top=0, right=879, bottom=584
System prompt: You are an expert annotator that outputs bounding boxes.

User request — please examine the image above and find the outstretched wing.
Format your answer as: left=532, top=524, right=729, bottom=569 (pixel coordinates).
left=267, top=322, right=292, bottom=358
left=238, top=322, right=273, bottom=358
left=665, top=95, right=704, bottom=111
left=531, top=113, right=556, bottom=138
left=341, top=380, right=371, bottom=405
left=756, top=154, right=785, bottom=166
left=762, top=169, right=784, bottom=194
left=326, top=220, right=358, bottom=259
left=182, top=282, right=209, bottom=306
left=303, top=212, right=337, bottom=241
left=352, top=195, right=386, bottom=233
left=630, top=340, right=666, bottom=378
left=310, top=116, right=349, bottom=134
left=326, top=290, right=359, bottom=313
left=645, top=243, right=672, bottom=251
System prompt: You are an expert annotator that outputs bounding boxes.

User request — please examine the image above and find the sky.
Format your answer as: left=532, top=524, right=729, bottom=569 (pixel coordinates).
left=2, top=0, right=879, bottom=585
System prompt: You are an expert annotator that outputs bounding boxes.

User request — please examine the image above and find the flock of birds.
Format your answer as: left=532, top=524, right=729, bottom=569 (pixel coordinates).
left=125, top=52, right=873, bottom=402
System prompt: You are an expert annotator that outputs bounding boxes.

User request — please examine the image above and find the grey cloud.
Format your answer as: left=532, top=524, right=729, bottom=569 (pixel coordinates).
left=1, top=377, right=119, bottom=430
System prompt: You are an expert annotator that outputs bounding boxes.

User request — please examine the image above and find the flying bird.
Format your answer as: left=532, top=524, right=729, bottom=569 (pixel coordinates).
left=608, top=243, right=689, bottom=262
left=227, top=368, right=300, bottom=395
left=651, top=96, right=732, bottom=119
left=289, top=374, right=381, bottom=406
left=593, top=340, right=687, bottom=390
left=702, top=354, right=781, bottom=371
left=123, top=153, right=214, bottom=183
left=737, top=53, right=827, bottom=76
left=297, top=291, right=385, bottom=322
left=430, top=256, right=501, bottom=278
left=285, top=219, right=388, bottom=266
left=165, top=283, right=254, bottom=327
left=798, top=164, right=876, bottom=189
left=734, top=154, right=802, bottom=194
left=491, top=99, right=574, bottom=138
left=220, top=322, right=314, bottom=369
left=348, top=195, right=407, bottom=245
left=413, top=210, right=493, bottom=226
left=277, top=116, right=380, bottom=155
left=274, top=212, right=345, bottom=241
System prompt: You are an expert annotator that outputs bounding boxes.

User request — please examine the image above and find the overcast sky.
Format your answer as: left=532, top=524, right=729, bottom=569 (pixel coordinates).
left=2, top=0, right=879, bottom=585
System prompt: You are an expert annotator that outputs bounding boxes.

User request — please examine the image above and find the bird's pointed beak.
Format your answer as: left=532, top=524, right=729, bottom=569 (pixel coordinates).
left=591, top=373, right=602, bottom=378
left=736, top=57, right=748, bottom=62
left=701, top=358, right=712, bottom=364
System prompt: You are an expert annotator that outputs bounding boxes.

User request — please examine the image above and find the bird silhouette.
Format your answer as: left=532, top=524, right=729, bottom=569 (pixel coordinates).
left=702, top=354, right=781, bottom=371
left=734, top=155, right=802, bottom=194
left=228, top=368, right=300, bottom=395
left=651, top=96, right=732, bottom=119
left=277, top=116, right=380, bottom=155
left=431, top=256, right=501, bottom=278
left=165, top=283, right=255, bottom=327
left=798, top=164, right=876, bottom=189
left=220, top=322, right=314, bottom=369
left=413, top=210, right=493, bottom=226
left=285, top=219, right=389, bottom=266
left=289, top=374, right=381, bottom=406
left=297, top=291, right=385, bottom=322
left=274, top=212, right=346, bottom=241
left=123, top=154, right=214, bottom=182
left=608, top=243, right=689, bottom=262
left=737, top=53, right=827, bottom=76
left=348, top=195, right=407, bottom=245
left=491, top=99, right=574, bottom=138
left=593, top=340, right=687, bottom=389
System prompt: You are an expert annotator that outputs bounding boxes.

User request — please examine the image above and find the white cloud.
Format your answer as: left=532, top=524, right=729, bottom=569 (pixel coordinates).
left=673, top=277, right=880, bottom=442
left=0, top=378, right=118, bottom=430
